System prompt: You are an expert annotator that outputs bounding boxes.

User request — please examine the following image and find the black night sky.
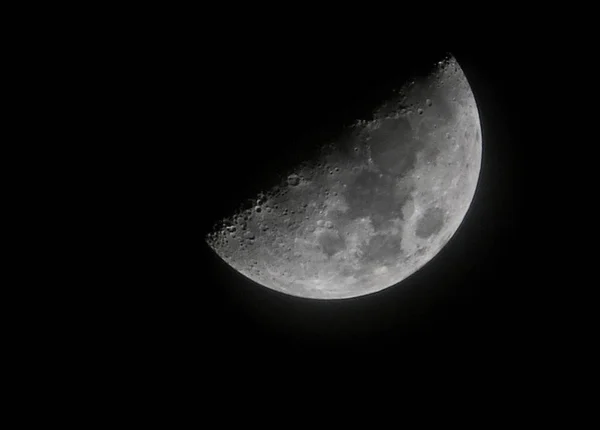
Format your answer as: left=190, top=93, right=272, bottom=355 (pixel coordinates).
left=197, top=50, right=522, bottom=356
left=148, top=26, right=533, bottom=372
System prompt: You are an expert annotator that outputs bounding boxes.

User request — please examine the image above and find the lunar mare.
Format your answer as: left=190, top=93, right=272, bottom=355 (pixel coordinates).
left=206, top=55, right=482, bottom=299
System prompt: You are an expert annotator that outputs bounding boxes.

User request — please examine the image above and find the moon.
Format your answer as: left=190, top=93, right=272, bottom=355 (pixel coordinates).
left=206, top=54, right=482, bottom=299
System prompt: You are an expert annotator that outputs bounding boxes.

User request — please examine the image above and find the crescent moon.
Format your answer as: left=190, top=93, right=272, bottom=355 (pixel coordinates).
left=207, top=54, right=482, bottom=299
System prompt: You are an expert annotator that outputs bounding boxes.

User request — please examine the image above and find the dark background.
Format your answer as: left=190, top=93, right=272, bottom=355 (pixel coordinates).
left=14, top=4, right=577, bottom=406
left=139, top=22, right=537, bottom=371
left=198, top=49, right=523, bottom=357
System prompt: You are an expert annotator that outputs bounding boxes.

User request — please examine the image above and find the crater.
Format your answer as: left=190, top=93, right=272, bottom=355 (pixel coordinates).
left=415, top=207, right=445, bottom=239
left=287, top=174, right=300, bottom=186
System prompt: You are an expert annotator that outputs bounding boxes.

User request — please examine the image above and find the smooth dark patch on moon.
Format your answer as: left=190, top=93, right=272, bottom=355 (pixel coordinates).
left=415, top=207, right=445, bottom=239
left=367, top=117, right=425, bottom=176
left=342, top=170, right=413, bottom=229
left=423, top=94, right=454, bottom=123
left=359, top=233, right=403, bottom=265
left=336, top=129, right=368, bottom=159
left=318, top=230, right=346, bottom=257
left=421, top=144, right=441, bottom=164
left=417, top=122, right=434, bottom=142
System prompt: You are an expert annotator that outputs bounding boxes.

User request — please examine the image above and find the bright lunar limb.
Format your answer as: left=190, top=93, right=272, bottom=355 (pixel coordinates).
left=206, top=54, right=482, bottom=299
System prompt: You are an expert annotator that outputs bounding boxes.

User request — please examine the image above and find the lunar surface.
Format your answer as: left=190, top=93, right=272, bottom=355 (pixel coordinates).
left=206, top=55, right=482, bottom=299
